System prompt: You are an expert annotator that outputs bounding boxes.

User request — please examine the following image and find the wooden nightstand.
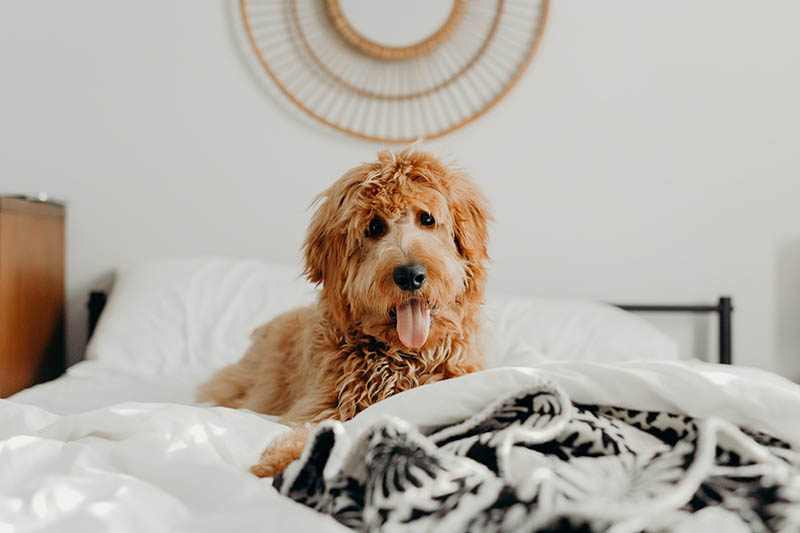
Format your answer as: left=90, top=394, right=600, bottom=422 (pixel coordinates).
left=0, top=196, right=66, bottom=397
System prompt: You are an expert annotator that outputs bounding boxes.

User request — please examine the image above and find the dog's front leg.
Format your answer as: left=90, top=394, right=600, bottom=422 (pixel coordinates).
left=251, top=400, right=338, bottom=478
left=250, top=427, right=310, bottom=478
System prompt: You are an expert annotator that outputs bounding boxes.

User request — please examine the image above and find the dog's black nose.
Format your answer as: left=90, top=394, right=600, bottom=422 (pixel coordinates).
left=393, top=263, right=427, bottom=292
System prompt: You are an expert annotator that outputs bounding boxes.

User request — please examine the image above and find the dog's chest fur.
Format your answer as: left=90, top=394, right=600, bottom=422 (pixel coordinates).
left=331, top=336, right=466, bottom=421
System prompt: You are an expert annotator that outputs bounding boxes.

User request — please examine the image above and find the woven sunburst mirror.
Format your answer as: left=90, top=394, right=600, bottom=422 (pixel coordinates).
left=235, top=0, right=549, bottom=143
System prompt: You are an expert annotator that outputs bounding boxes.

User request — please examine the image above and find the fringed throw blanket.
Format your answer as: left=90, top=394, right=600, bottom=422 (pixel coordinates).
left=274, top=383, right=800, bottom=532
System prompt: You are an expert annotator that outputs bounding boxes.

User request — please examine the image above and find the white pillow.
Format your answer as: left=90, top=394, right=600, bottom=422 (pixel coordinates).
left=482, top=295, right=679, bottom=368
left=87, top=257, right=678, bottom=376
left=86, top=257, right=316, bottom=375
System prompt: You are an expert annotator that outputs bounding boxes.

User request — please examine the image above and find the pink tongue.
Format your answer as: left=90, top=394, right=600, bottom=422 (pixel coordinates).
left=396, top=299, right=430, bottom=348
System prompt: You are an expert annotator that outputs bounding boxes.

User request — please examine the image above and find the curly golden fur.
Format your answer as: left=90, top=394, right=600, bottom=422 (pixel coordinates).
left=196, top=148, right=491, bottom=477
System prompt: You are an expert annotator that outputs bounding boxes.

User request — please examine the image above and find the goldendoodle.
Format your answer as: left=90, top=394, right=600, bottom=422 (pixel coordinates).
left=197, top=147, right=491, bottom=477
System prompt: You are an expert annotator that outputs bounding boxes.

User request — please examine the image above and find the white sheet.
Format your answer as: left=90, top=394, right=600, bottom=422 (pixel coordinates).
left=9, top=361, right=201, bottom=416
left=3, top=361, right=800, bottom=532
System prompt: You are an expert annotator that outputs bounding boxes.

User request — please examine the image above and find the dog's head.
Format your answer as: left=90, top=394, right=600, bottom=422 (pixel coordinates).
left=303, top=148, right=491, bottom=351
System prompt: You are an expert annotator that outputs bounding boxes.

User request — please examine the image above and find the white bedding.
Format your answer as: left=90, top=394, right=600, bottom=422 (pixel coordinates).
left=9, top=361, right=200, bottom=416
left=4, top=258, right=796, bottom=531
left=4, top=361, right=800, bottom=532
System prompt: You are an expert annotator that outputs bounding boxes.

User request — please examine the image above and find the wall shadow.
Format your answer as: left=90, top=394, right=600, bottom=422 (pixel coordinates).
left=776, top=240, right=800, bottom=380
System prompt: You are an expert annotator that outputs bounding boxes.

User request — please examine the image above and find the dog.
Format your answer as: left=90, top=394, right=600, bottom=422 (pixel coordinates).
left=196, top=147, right=491, bottom=477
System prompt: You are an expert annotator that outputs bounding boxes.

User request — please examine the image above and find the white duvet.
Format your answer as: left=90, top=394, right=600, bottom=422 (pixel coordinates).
left=3, top=360, right=800, bottom=533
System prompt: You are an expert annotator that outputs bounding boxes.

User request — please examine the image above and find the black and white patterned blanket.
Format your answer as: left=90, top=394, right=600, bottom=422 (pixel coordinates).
left=274, top=382, right=800, bottom=532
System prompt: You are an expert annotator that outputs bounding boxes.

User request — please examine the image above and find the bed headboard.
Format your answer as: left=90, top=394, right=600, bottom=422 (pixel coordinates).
left=85, top=291, right=733, bottom=364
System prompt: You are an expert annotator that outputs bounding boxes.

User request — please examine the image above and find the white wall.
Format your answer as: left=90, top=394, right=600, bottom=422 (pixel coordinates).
left=1, top=1, right=798, bottom=377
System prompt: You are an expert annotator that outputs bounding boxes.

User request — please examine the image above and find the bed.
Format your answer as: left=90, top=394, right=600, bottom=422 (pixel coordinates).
left=3, top=258, right=798, bottom=532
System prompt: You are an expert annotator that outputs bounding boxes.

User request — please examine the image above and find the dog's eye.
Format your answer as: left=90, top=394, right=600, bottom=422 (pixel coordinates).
left=366, top=216, right=386, bottom=238
left=419, top=212, right=435, bottom=227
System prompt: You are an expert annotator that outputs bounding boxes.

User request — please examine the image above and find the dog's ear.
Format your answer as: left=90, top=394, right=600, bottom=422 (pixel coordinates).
left=448, top=172, right=491, bottom=296
left=302, top=191, right=345, bottom=286
left=302, top=165, right=368, bottom=286
left=303, top=170, right=368, bottom=329
left=450, top=173, right=490, bottom=263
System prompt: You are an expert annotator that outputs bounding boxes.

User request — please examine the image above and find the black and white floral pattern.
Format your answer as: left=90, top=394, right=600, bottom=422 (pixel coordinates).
left=274, top=383, right=800, bottom=532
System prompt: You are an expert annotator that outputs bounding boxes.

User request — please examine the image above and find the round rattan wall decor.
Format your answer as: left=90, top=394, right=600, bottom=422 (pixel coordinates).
left=236, top=0, right=549, bottom=143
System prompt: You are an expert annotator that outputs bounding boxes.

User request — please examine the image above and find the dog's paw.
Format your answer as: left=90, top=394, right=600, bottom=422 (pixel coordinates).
left=250, top=459, right=287, bottom=478
left=250, top=428, right=309, bottom=478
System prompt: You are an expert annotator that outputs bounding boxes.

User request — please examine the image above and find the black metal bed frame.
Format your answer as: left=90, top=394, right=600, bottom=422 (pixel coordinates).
left=86, top=291, right=733, bottom=364
left=612, top=296, right=733, bottom=364
left=87, top=291, right=107, bottom=341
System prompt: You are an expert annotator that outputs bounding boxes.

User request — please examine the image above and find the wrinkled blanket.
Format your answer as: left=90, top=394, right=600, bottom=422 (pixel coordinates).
left=6, top=362, right=800, bottom=532
left=275, top=383, right=800, bottom=532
